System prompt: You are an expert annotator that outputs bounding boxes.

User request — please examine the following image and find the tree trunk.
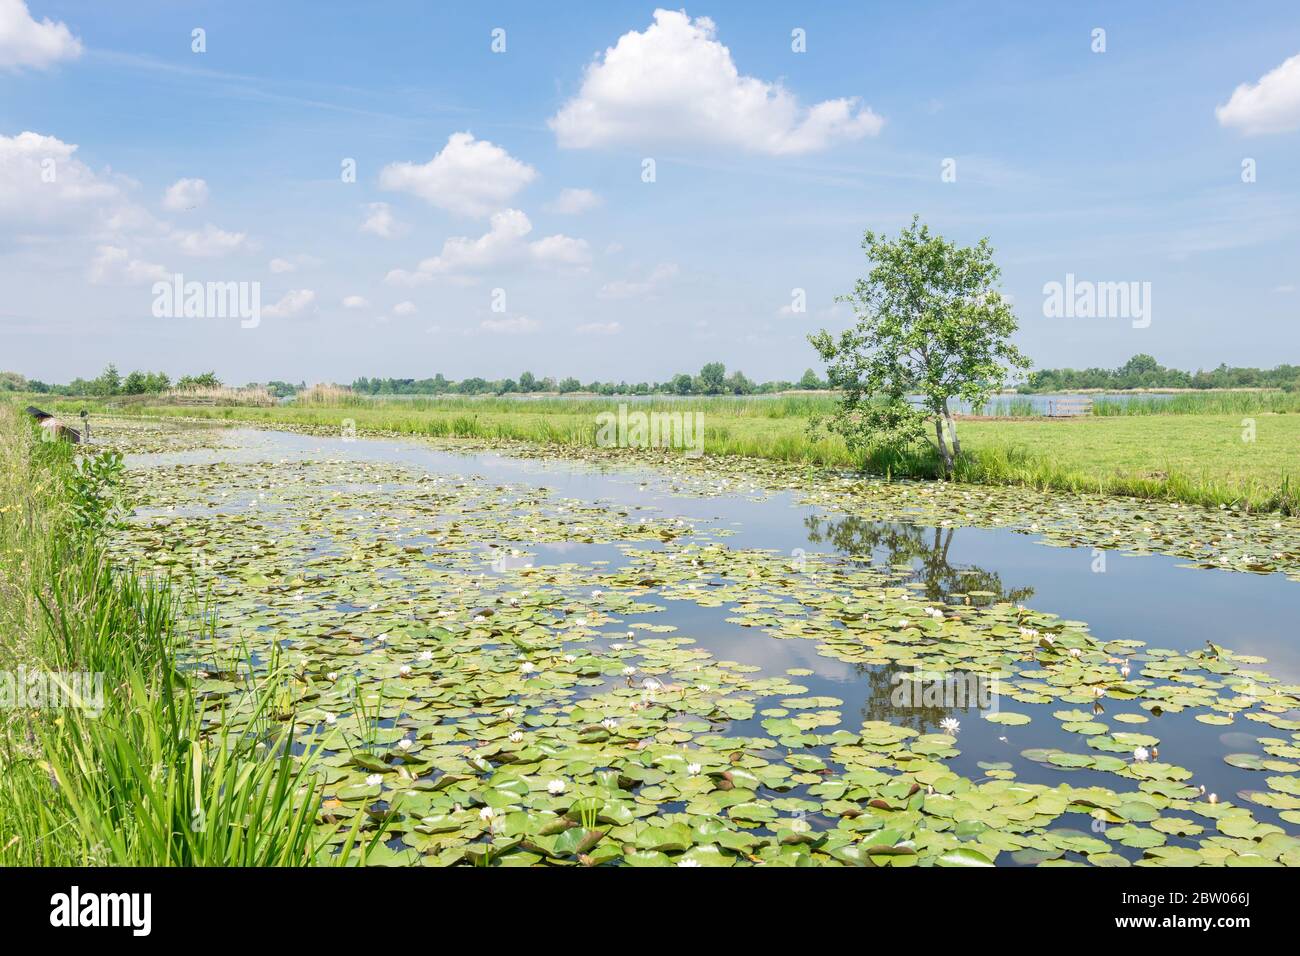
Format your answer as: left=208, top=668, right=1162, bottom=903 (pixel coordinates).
left=933, top=417, right=952, bottom=477
left=943, top=400, right=962, bottom=457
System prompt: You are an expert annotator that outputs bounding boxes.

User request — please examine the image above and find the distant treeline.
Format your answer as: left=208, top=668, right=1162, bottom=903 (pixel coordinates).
left=1023, top=354, right=1300, bottom=393
left=2, top=366, right=301, bottom=398
left=9, top=355, right=1297, bottom=400
left=352, top=365, right=829, bottom=396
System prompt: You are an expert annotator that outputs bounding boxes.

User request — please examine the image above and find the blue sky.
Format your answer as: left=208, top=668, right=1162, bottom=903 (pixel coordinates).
left=2, top=1, right=1299, bottom=385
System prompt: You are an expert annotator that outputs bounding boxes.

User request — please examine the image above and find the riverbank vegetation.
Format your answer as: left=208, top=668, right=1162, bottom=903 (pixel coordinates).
left=0, top=405, right=341, bottom=865
left=34, top=396, right=1298, bottom=515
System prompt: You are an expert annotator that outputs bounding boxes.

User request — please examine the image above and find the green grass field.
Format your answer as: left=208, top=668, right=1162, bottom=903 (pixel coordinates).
left=24, top=394, right=1300, bottom=514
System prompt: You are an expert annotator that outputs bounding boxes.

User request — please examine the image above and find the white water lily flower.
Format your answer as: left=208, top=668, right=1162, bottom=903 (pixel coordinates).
left=502, top=707, right=516, bottom=719
left=1133, top=746, right=1150, bottom=762
left=326, top=671, right=339, bottom=681
left=397, top=739, right=412, bottom=751
left=601, top=718, right=618, bottom=731
left=420, top=650, right=434, bottom=662
left=365, top=774, right=383, bottom=787
left=677, top=859, right=701, bottom=867
left=398, top=665, right=412, bottom=676
left=622, top=666, right=637, bottom=677
left=591, top=589, right=603, bottom=598
left=697, top=684, right=710, bottom=692
left=642, top=678, right=663, bottom=691
left=1092, top=686, right=1106, bottom=699
left=1208, top=792, right=1218, bottom=804
left=563, top=654, right=577, bottom=663
left=939, top=717, right=960, bottom=735
left=687, top=763, right=701, bottom=776
left=1068, top=648, right=1083, bottom=659
left=323, top=712, right=337, bottom=725
left=1019, top=627, right=1039, bottom=639
left=611, top=643, right=626, bottom=651
left=1120, top=662, right=1131, bottom=678
left=519, top=662, right=536, bottom=675
left=547, top=779, right=566, bottom=796
left=508, top=731, right=523, bottom=743
left=479, top=806, right=496, bottom=822
left=574, top=617, right=588, bottom=627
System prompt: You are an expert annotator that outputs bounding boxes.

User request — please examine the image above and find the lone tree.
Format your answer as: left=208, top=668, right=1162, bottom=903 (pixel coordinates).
left=809, top=216, right=1030, bottom=476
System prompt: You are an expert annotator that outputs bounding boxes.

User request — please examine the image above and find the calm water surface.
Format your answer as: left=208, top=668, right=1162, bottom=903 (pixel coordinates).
left=128, top=427, right=1300, bottom=849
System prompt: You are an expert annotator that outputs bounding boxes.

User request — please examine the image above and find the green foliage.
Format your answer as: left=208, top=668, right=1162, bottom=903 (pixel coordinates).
left=810, top=216, right=1030, bottom=474
left=176, top=371, right=221, bottom=390
left=1025, top=355, right=1300, bottom=393
left=91, top=363, right=121, bottom=397
left=0, top=406, right=345, bottom=866
left=696, top=362, right=727, bottom=395
left=65, top=450, right=129, bottom=544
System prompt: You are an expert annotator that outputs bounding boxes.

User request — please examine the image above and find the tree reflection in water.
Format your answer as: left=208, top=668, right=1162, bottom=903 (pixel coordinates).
left=803, top=515, right=1035, bottom=733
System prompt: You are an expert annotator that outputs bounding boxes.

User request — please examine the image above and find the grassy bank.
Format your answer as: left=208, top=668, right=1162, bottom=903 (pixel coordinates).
left=45, top=395, right=1300, bottom=515
left=0, top=404, right=329, bottom=865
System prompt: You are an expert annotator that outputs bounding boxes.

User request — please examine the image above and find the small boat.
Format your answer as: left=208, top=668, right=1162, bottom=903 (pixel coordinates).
left=24, top=406, right=82, bottom=444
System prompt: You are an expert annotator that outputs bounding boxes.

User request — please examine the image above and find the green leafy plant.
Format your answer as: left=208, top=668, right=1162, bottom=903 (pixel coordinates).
left=65, top=450, right=128, bottom=543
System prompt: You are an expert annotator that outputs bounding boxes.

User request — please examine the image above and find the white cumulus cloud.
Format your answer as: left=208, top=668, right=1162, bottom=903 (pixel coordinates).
left=172, top=223, right=248, bottom=257
left=1217, top=52, right=1300, bottom=135
left=392, top=300, right=417, bottom=315
left=549, top=9, right=882, bottom=155
left=379, top=132, right=536, bottom=217
left=385, top=209, right=590, bottom=284
left=163, top=177, right=208, bottom=211
left=545, top=187, right=603, bottom=215
left=263, top=289, right=316, bottom=319
left=360, top=201, right=407, bottom=238
left=342, top=295, right=370, bottom=309
left=88, top=244, right=168, bottom=285
left=0, top=131, right=125, bottom=226
left=0, top=0, right=82, bottom=70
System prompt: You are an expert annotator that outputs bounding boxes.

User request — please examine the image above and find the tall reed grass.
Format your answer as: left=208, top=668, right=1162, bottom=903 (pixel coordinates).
left=0, top=405, right=353, bottom=865
left=161, top=385, right=277, bottom=406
